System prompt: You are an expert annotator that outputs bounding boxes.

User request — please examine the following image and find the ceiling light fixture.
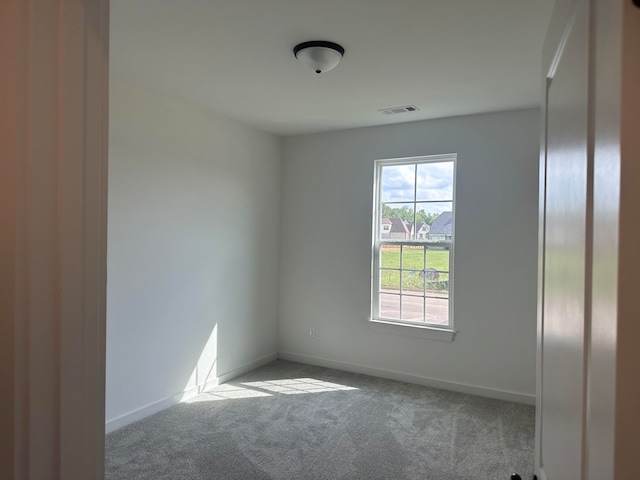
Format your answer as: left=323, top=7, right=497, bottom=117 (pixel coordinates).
left=293, top=41, right=345, bottom=74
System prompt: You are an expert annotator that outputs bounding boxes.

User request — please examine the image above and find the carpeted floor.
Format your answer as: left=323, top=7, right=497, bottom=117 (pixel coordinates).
left=105, top=360, right=535, bottom=480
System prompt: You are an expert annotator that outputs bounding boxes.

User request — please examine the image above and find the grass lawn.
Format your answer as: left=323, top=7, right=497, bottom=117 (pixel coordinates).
left=380, top=246, right=450, bottom=292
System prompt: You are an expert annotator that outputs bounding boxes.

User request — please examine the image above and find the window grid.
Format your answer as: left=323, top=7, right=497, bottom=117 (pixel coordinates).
left=377, top=245, right=451, bottom=325
left=372, top=154, right=456, bottom=329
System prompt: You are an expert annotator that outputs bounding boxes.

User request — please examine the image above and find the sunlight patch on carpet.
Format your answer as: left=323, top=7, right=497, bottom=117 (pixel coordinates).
left=185, top=384, right=272, bottom=402
left=241, top=378, right=358, bottom=395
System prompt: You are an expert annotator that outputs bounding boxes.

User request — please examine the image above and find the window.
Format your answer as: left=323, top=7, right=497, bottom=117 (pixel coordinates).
left=371, top=154, right=456, bottom=330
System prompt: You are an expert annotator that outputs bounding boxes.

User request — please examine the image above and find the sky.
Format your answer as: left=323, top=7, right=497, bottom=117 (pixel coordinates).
left=381, top=161, right=454, bottom=215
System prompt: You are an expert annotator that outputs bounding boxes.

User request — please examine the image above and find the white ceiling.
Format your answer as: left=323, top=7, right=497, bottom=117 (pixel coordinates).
left=110, top=0, right=555, bottom=136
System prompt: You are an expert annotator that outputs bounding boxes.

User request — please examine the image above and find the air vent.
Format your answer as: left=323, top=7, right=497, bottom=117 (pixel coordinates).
left=379, top=105, right=420, bottom=115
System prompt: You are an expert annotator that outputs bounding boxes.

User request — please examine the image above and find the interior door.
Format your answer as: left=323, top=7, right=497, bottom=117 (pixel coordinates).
left=537, top=1, right=590, bottom=479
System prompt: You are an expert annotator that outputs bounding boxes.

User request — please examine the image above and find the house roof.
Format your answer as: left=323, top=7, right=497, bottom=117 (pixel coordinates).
left=388, top=218, right=411, bottom=234
left=429, top=212, right=453, bottom=235
left=383, top=218, right=431, bottom=236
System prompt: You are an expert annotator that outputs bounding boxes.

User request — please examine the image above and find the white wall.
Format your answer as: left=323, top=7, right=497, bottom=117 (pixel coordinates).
left=106, top=77, right=281, bottom=430
left=279, top=109, right=539, bottom=402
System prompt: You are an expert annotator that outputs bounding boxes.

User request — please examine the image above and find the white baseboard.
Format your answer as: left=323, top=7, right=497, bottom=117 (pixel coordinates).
left=215, top=352, right=279, bottom=384
left=277, top=351, right=536, bottom=406
left=105, top=352, right=278, bottom=433
left=105, top=381, right=216, bottom=434
left=105, top=350, right=533, bottom=434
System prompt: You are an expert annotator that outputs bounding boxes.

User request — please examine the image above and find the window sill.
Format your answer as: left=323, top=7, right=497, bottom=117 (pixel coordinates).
left=369, top=318, right=456, bottom=342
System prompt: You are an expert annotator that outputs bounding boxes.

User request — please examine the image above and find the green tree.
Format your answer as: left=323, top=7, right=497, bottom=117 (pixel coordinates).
left=395, top=205, right=413, bottom=223
left=381, top=203, right=392, bottom=219
left=381, top=204, right=412, bottom=223
left=417, top=210, right=439, bottom=225
left=382, top=205, right=441, bottom=225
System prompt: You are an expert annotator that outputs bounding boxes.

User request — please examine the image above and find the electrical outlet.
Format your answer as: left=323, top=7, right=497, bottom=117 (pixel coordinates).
left=309, top=328, right=316, bottom=338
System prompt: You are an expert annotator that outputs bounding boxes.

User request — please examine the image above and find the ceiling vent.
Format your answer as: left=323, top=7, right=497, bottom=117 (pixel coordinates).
left=379, top=105, right=420, bottom=115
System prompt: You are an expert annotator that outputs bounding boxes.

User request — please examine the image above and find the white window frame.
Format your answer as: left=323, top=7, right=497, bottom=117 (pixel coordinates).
left=370, top=154, right=456, bottom=340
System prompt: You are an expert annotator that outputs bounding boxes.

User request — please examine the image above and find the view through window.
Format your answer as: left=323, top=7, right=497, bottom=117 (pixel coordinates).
left=372, top=154, right=456, bottom=328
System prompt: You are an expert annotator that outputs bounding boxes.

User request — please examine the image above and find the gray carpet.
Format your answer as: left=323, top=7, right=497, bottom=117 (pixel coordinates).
left=105, top=360, right=535, bottom=480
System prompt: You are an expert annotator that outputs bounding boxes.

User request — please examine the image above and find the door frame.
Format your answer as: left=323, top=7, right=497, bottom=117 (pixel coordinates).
left=537, top=1, right=640, bottom=479
left=536, top=1, right=589, bottom=479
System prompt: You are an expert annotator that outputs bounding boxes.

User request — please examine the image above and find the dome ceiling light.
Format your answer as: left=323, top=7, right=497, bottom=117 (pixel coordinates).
left=293, top=41, right=345, bottom=74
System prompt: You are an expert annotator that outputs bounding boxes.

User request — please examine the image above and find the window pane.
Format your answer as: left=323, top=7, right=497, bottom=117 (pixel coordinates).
left=426, top=248, right=449, bottom=272
left=379, top=270, right=400, bottom=292
left=416, top=204, right=453, bottom=242
left=380, top=204, right=414, bottom=241
left=402, top=270, right=424, bottom=293
left=380, top=294, right=400, bottom=319
left=425, top=297, right=449, bottom=325
left=380, top=164, right=415, bottom=203
left=416, top=161, right=454, bottom=201
left=380, top=246, right=400, bottom=268
left=426, top=274, right=449, bottom=296
left=401, top=246, right=424, bottom=271
left=401, top=295, right=424, bottom=322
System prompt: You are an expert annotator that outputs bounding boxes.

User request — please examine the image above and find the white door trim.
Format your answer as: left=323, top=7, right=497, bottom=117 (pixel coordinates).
left=536, top=0, right=578, bottom=474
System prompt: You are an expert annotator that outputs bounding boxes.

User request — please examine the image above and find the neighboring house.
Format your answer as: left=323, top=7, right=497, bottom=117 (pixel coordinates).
left=414, top=222, right=430, bottom=239
left=381, top=218, right=430, bottom=240
left=427, top=212, right=453, bottom=242
left=381, top=218, right=392, bottom=236
left=387, top=218, right=411, bottom=240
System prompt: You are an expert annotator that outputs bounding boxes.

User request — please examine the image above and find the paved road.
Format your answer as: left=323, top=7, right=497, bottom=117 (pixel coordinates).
left=380, top=289, right=448, bottom=325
